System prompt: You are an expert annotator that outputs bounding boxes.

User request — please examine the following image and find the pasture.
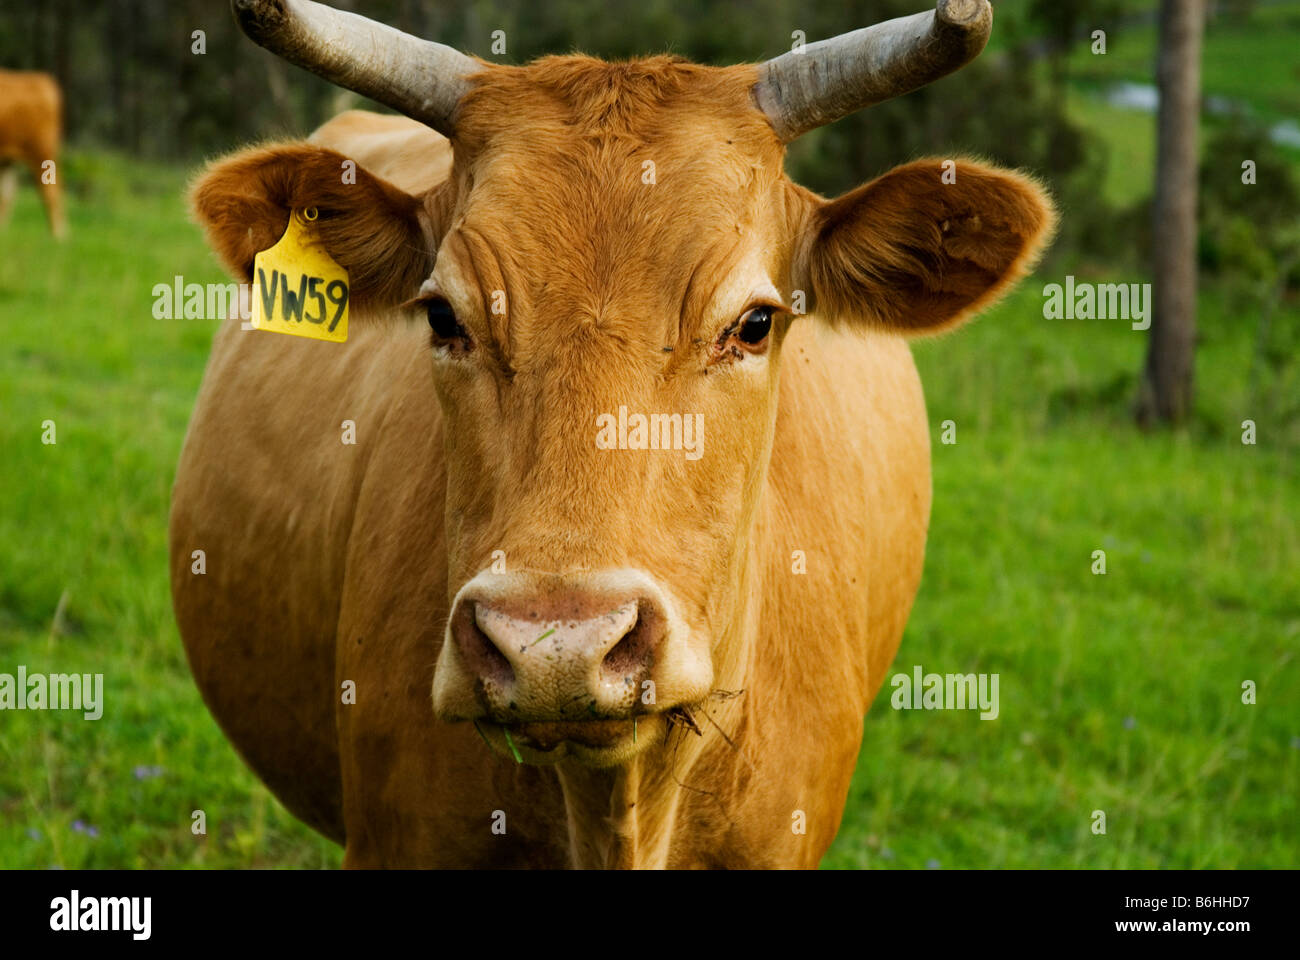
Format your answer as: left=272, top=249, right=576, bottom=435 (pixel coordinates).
left=0, top=142, right=1294, bottom=868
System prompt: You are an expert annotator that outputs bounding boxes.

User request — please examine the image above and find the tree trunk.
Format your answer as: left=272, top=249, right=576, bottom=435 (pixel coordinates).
left=1137, top=0, right=1206, bottom=426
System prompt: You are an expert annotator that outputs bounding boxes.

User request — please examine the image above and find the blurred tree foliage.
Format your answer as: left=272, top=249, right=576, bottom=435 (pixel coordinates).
left=1198, top=119, right=1300, bottom=419
left=4, top=0, right=1292, bottom=412
left=0, top=0, right=1108, bottom=251
left=1200, top=120, right=1300, bottom=281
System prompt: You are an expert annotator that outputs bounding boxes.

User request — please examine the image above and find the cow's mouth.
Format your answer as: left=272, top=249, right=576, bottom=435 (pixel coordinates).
left=511, top=719, right=633, bottom=750
left=471, top=692, right=737, bottom=766
left=474, top=714, right=667, bottom=765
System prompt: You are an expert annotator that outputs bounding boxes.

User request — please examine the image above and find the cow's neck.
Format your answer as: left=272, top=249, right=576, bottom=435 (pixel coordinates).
left=555, top=537, right=762, bottom=869
left=554, top=713, right=740, bottom=869
left=554, top=760, right=669, bottom=869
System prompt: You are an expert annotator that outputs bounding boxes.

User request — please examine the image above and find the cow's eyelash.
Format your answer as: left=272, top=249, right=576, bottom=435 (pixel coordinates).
left=710, top=301, right=781, bottom=362
left=400, top=293, right=444, bottom=313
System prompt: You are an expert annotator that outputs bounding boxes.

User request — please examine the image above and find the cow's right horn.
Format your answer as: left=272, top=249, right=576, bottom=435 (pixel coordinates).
left=754, top=0, right=993, bottom=143
left=231, top=0, right=478, bottom=137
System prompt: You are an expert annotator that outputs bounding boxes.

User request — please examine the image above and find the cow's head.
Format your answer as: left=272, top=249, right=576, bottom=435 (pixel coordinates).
left=194, top=0, right=1053, bottom=766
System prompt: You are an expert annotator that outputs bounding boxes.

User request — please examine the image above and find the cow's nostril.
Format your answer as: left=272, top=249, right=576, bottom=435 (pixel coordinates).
left=458, top=602, right=514, bottom=688
left=600, top=602, right=656, bottom=678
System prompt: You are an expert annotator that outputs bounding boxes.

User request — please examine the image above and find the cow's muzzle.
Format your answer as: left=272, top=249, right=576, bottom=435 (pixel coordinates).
left=432, top=569, right=712, bottom=746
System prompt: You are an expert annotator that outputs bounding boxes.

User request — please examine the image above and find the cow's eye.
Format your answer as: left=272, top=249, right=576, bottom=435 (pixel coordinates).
left=427, top=298, right=468, bottom=343
left=736, top=305, right=773, bottom=346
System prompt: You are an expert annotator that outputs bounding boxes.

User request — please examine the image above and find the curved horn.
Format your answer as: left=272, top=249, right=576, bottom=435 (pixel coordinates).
left=755, top=0, right=993, bottom=142
left=231, top=0, right=478, bottom=137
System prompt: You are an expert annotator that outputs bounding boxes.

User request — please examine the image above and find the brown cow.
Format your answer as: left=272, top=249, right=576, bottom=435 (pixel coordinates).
left=171, top=0, right=1054, bottom=868
left=0, top=69, right=66, bottom=238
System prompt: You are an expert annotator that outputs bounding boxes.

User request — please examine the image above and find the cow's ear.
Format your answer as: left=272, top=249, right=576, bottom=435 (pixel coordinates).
left=189, top=143, right=431, bottom=310
left=797, top=159, right=1056, bottom=336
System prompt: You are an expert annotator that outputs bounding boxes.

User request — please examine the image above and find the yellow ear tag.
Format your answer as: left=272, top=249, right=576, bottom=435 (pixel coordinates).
left=250, top=207, right=350, bottom=343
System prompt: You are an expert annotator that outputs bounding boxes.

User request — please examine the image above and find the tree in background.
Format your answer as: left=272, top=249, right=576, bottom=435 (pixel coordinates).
left=1138, top=0, right=1206, bottom=427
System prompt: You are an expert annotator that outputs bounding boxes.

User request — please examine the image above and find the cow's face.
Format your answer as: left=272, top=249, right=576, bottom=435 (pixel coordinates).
left=422, top=61, right=798, bottom=765
left=194, top=3, right=1053, bottom=767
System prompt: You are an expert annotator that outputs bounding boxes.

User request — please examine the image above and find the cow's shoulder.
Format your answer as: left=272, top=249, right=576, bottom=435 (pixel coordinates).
left=170, top=322, right=434, bottom=844
left=766, top=322, right=931, bottom=700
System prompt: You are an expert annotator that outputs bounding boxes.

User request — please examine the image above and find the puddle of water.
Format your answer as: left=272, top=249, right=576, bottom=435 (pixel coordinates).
left=1270, top=119, right=1300, bottom=148
left=1102, top=82, right=1299, bottom=148
left=1106, top=81, right=1159, bottom=111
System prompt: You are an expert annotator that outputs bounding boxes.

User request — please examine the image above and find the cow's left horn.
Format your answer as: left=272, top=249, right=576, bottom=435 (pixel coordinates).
left=231, top=0, right=478, bottom=137
left=754, top=0, right=992, bottom=142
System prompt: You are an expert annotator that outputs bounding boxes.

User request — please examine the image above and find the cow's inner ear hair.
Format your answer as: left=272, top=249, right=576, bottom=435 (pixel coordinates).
left=801, top=158, right=1057, bottom=338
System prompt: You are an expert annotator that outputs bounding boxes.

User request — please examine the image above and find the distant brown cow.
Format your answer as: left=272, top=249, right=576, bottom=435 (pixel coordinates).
left=172, top=0, right=1053, bottom=867
left=0, top=69, right=66, bottom=238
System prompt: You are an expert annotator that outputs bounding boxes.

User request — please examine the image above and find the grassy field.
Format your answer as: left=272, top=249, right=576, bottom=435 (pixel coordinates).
left=825, top=280, right=1299, bottom=869
left=0, top=155, right=339, bottom=868
left=0, top=142, right=1296, bottom=868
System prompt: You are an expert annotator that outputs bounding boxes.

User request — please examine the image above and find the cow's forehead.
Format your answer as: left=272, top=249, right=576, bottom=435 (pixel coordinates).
left=451, top=55, right=784, bottom=225
left=432, top=57, right=789, bottom=353
left=455, top=55, right=777, bottom=149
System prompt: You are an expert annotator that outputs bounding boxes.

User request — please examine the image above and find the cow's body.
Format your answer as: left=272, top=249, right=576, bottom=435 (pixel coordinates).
left=0, top=69, right=66, bottom=237
left=172, top=109, right=930, bottom=869
left=173, top=0, right=1052, bottom=870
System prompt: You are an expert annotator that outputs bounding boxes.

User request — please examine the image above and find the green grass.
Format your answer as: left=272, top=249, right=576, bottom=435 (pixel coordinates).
left=1065, top=91, right=1158, bottom=209
left=1, top=150, right=1296, bottom=869
left=0, top=153, right=339, bottom=868
left=824, top=279, right=1299, bottom=869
